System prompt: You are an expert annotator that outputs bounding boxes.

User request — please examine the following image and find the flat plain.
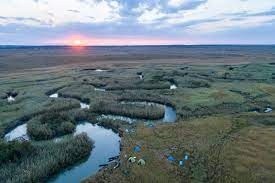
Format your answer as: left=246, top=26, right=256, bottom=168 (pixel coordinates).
left=1, top=45, right=275, bottom=183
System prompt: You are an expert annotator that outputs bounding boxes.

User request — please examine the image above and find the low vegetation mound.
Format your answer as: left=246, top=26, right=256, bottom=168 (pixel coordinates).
left=0, top=134, right=92, bottom=182
left=28, top=111, right=76, bottom=140
left=92, top=101, right=165, bottom=120
left=106, top=80, right=171, bottom=91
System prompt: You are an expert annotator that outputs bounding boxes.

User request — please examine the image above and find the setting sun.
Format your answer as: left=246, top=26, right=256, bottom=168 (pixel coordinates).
left=73, top=39, right=83, bottom=46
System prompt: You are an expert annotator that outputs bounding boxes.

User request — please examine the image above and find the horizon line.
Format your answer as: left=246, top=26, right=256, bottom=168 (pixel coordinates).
left=0, top=44, right=275, bottom=47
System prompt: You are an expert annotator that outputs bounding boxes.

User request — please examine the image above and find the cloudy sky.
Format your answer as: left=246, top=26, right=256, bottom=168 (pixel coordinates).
left=0, top=0, right=275, bottom=45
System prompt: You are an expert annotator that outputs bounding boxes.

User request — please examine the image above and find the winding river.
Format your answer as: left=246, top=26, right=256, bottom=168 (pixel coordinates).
left=4, top=122, right=120, bottom=183
left=0, top=92, right=177, bottom=181
left=50, top=122, right=120, bottom=183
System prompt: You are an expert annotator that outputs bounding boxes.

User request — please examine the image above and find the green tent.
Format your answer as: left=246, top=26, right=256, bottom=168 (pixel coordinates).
left=128, top=157, right=136, bottom=163
left=138, top=159, right=146, bottom=166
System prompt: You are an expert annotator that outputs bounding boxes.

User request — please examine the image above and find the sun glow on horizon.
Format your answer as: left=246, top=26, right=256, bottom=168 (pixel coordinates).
left=70, top=39, right=87, bottom=46
left=48, top=34, right=188, bottom=46
left=73, top=39, right=85, bottom=46
left=62, top=35, right=89, bottom=46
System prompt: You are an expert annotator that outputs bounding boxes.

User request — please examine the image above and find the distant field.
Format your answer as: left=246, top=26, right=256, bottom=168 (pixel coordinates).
left=1, top=45, right=275, bottom=72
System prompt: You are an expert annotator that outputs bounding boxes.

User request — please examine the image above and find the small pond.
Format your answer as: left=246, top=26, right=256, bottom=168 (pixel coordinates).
left=50, top=122, right=120, bottom=183
left=95, top=69, right=108, bottom=72
left=7, top=96, right=16, bottom=102
left=170, top=84, right=177, bottom=90
left=4, top=123, right=29, bottom=141
left=163, top=105, right=177, bottom=122
left=80, top=102, right=90, bottom=109
left=49, top=93, right=59, bottom=98
left=94, top=88, right=106, bottom=92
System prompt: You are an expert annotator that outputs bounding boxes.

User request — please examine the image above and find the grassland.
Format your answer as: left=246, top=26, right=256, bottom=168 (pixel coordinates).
left=1, top=49, right=275, bottom=183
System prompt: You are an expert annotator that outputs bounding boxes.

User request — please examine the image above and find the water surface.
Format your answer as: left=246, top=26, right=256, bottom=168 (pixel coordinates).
left=4, top=123, right=29, bottom=141
left=50, top=122, right=120, bottom=183
left=80, top=102, right=90, bottom=109
left=163, top=106, right=177, bottom=122
left=49, top=93, right=58, bottom=98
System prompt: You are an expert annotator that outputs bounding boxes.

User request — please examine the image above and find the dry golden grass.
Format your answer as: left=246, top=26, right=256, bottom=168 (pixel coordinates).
left=87, top=116, right=233, bottom=183
left=223, top=126, right=275, bottom=182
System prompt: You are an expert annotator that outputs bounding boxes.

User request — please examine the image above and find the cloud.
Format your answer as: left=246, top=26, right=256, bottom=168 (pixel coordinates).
left=135, top=0, right=275, bottom=32
left=167, top=0, right=206, bottom=9
left=0, top=16, right=46, bottom=25
left=67, top=9, right=80, bottom=13
left=1, top=0, right=275, bottom=44
left=0, top=0, right=121, bottom=26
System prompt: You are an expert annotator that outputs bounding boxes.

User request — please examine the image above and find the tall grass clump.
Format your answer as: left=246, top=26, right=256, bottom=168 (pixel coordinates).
left=27, top=111, right=76, bottom=140
left=91, top=101, right=165, bottom=120
left=45, top=85, right=68, bottom=96
left=118, top=92, right=174, bottom=107
left=0, top=134, right=92, bottom=183
left=0, top=140, right=33, bottom=164
left=59, top=93, right=90, bottom=104
left=106, top=80, right=171, bottom=91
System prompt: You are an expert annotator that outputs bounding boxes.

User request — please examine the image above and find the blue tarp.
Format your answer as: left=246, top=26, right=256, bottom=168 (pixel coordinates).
left=167, top=155, right=175, bottom=162
left=133, top=145, right=141, bottom=152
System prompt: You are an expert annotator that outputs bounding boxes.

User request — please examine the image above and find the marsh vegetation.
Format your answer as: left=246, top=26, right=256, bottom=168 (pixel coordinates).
left=27, top=111, right=76, bottom=140
left=1, top=53, right=275, bottom=183
left=0, top=134, right=92, bottom=183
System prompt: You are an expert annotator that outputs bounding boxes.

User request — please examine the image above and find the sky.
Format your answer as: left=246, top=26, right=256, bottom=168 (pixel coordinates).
left=0, top=0, right=275, bottom=45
